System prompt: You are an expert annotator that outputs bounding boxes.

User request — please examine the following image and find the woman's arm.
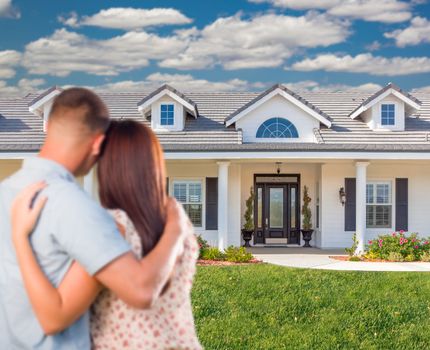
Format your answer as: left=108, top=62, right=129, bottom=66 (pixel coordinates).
left=11, top=181, right=101, bottom=335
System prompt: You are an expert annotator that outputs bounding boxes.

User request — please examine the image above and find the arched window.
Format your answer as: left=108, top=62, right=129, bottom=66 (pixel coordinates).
left=256, top=117, right=299, bottom=138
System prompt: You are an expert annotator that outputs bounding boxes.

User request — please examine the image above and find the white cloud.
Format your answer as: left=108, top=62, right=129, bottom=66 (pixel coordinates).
left=250, top=0, right=412, bottom=23
left=0, top=50, right=21, bottom=79
left=59, top=7, right=192, bottom=31
left=365, top=40, right=381, bottom=52
left=385, top=16, right=430, bottom=47
left=160, top=12, right=350, bottom=70
left=22, top=28, right=188, bottom=77
left=0, top=0, right=20, bottom=18
left=288, top=53, right=430, bottom=76
left=90, top=73, right=264, bottom=92
left=0, top=78, right=45, bottom=96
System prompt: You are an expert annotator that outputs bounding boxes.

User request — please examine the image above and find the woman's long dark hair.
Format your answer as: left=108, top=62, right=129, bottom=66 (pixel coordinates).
left=97, top=119, right=167, bottom=256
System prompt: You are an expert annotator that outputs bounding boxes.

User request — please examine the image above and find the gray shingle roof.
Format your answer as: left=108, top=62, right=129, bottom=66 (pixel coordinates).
left=0, top=86, right=429, bottom=153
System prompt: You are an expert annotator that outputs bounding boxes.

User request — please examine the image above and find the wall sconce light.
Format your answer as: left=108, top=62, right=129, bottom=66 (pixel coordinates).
left=276, top=162, right=282, bottom=175
left=339, top=187, right=346, bottom=206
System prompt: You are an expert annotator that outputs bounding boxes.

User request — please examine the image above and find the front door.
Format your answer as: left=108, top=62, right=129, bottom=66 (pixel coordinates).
left=254, top=179, right=300, bottom=245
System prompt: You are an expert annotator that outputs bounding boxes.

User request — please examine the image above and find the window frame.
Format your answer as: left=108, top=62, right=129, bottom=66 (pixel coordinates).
left=171, top=178, right=205, bottom=229
left=160, top=103, right=175, bottom=126
left=380, top=103, right=395, bottom=126
left=366, top=180, right=393, bottom=229
left=256, top=117, right=299, bottom=139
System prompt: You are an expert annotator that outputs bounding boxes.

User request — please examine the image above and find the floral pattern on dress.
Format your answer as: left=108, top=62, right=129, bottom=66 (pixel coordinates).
left=90, top=209, right=202, bottom=350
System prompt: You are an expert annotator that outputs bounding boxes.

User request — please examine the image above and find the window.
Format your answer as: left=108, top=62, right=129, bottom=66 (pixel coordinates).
left=256, top=117, right=299, bottom=138
left=173, top=180, right=203, bottom=227
left=381, top=104, right=395, bottom=126
left=160, top=104, right=174, bottom=126
left=366, top=182, right=392, bottom=228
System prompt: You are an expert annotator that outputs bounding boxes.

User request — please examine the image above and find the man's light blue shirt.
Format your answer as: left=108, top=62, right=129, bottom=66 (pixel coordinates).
left=0, top=157, right=131, bottom=349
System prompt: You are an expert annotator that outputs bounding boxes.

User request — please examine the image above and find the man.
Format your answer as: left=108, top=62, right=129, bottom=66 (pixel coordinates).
left=0, top=88, right=189, bottom=349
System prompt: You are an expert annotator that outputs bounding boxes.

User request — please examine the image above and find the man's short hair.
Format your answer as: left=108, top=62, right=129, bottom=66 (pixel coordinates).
left=50, top=88, right=110, bottom=133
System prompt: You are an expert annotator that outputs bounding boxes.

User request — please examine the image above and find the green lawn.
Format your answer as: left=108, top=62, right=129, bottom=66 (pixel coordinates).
left=192, top=264, right=430, bottom=350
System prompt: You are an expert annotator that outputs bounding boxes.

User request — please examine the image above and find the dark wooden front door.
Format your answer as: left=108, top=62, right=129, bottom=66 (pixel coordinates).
left=254, top=177, right=300, bottom=245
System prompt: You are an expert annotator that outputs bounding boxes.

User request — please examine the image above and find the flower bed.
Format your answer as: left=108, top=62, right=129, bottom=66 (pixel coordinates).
left=344, top=231, right=430, bottom=262
left=196, top=235, right=258, bottom=265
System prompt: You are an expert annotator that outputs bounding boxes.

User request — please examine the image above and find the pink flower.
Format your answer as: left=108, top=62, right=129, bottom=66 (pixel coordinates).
left=392, top=233, right=397, bottom=237
left=368, top=240, right=373, bottom=244
left=412, top=238, right=416, bottom=243
left=405, top=239, right=408, bottom=243
left=379, top=239, right=383, bottom=243
left=424, top=241, right=429, bottom=245
left=414, top=245, right=419, bottom=249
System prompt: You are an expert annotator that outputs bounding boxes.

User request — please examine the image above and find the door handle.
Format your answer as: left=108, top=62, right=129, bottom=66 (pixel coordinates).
left=265, top=218, right=268, bottom=227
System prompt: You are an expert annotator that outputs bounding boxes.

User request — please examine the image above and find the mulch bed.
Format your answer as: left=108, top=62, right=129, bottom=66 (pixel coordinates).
left=197, top=258, right=263, bottom=266
left=330, top=256, right=425, bottom=263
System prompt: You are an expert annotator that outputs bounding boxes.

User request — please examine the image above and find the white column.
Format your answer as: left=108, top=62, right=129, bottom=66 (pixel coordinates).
left=217, top=161, right=230, bottom=251
left=355, top=161, right=369, bottom=254
left=83, top=168, right=95, bottom=198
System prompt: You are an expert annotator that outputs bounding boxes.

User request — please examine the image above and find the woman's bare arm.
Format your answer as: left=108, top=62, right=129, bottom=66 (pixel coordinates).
left=11, top=181, right=101, bottom=335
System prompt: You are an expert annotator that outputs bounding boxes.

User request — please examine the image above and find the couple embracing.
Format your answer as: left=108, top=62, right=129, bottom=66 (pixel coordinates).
left=0, top=88, right=202, bottom=349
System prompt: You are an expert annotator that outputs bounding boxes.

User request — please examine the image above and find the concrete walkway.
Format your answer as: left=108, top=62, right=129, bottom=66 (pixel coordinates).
left=250, top=247, right=430, bottom=272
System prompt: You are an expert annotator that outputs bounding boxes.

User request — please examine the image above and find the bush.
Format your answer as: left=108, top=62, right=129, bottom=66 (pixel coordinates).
left=348, top=256, right=362, bottom=262
left=200, top=247, right=225, bottom=261
left=196, top=235, right=209, bottom=259
left=421, top=251, right=430, bottom=262
left=366, top=232, right=430, bottom=261
left=387, top=252, right=404, bottom=262
left=345, top=233, right=359, bottom=257
left=225, top=246, right=254, bottom=263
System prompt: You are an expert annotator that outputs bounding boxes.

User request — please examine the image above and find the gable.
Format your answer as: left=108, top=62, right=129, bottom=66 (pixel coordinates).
left=235, top=94, right=320, bottom=143
left=225, top=84, right=332, bottom=128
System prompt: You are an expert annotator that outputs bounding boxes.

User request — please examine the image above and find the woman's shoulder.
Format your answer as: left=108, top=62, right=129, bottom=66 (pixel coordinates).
left=107, top=208, right=142, bottom=256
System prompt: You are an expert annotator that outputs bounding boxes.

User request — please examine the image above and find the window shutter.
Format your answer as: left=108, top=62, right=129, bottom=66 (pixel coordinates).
left=395, top=178, right=408, bottom=231
left=166, top=177, right=169, bottom=195
left=205, top=177, right=218, bottom=230
left=345, top=178, right=356, bottom=231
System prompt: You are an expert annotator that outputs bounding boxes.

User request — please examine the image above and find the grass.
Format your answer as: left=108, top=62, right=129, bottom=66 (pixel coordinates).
left=192, top=264, right=430, bottom=350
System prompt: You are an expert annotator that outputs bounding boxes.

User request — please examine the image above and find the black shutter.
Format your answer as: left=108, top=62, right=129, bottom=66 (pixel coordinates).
left=345, top=178, right=356, bottom=231
left=166, top=177, right=169, bottom=195
left=205, top=177, right=218, bottom=230
left=396, top=178, right=408, bottom=231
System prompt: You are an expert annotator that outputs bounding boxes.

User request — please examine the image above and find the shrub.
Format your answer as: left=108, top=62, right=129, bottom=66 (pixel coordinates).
left=345, top=233, right=359, bottom=257
left=421, top=251, right=430, bottom=262
left=200, top=247, right=225, bottom=261
left=348, top=256, right=362, bottom=262
left=225, top=246, right=254, bottom=263
left=196, top=235, right=209, bottom=259
left=387, top=252, right=404, bottom=262
left=366, top=232, right=430, bottom=261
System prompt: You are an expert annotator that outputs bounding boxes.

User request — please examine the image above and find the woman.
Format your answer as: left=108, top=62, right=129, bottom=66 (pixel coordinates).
left=11, top=120, right=202, bottom=350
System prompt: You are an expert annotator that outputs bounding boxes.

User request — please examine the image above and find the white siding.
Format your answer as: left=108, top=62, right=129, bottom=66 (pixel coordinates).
left=367, top=94, right=405, bottom=131
left=235, top=94, right=319, bottom=143
left=321, top=162, right=430, bottom=248
left=151, top=96, right=185, bottom=132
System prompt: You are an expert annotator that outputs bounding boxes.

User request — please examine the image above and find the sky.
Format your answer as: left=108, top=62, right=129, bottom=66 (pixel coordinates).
left=0, top=0, right=429, bottom=95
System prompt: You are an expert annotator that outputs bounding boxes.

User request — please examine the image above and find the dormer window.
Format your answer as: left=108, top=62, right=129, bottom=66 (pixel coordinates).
left=160, top=104, right=174, bottom=126
left=381, top=104, right=395, bottom=126
left=256, top=118, right=299, bottom=138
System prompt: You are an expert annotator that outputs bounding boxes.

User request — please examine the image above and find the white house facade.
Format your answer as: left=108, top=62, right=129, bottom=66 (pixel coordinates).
left=1, top=83, right=430, bottom=251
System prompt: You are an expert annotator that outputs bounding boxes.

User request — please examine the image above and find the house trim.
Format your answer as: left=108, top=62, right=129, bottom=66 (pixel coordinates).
left=225, top=86, right=332, bottom=128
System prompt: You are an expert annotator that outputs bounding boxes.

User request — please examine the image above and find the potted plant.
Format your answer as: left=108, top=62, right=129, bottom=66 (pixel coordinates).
left=301, top=185, right=314, bottom=247
left=242, top=187, right=254, bottom=247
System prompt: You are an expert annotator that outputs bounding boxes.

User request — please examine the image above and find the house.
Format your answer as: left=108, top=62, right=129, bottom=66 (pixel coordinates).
left=1, top=82, right=430, bottom=251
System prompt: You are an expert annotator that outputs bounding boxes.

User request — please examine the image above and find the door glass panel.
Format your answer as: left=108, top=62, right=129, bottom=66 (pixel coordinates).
left=290, top=187, right=296, bottom=228
left=269, top=188, right=283, bottom=228
left=257, top=187, right=262, bottom=228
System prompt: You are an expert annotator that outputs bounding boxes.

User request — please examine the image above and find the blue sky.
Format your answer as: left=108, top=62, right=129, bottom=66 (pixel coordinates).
left=0, top=0, right=429, bottom=94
